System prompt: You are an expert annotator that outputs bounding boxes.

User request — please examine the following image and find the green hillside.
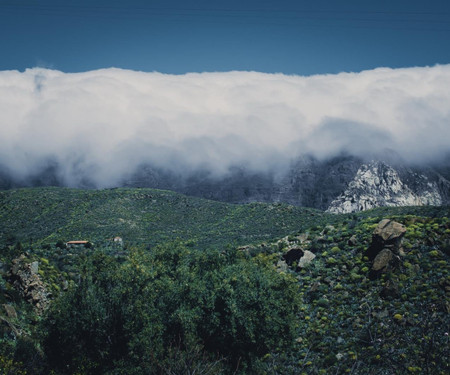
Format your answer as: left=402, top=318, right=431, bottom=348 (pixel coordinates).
left=0, top=187, right=449, bottom=374
left=1, top=187, right=447, bottom=251
left=0, top=187, right=327, bottom=250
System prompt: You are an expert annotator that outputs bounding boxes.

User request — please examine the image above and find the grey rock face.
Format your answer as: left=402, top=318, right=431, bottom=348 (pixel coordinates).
left=276, top=154, right=363, bottom=209
left=327, top=161, right=447, bottom=213
left=128, top=156, right=449, bottom=212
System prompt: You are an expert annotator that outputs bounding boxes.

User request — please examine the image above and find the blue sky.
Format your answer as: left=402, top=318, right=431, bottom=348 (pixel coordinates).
left=1, top=0, right=450, bottom=74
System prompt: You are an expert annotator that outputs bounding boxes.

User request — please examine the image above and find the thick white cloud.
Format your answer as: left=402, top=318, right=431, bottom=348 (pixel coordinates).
left=0, top=65, right=449, bottom=187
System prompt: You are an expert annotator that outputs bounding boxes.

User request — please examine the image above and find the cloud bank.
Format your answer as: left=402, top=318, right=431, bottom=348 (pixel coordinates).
left=0, top=65, right=449, bottom=187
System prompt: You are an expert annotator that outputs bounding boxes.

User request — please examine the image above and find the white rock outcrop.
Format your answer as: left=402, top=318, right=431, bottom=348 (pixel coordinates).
left=327, top=161, right=443, bottom=214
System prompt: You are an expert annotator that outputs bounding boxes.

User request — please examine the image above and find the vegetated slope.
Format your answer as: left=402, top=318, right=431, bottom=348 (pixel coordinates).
left=0, top=187, right=325, bottom=250
left=240, top=208, right=450, bottom=374
left=0, top=196, right=449, bottom=374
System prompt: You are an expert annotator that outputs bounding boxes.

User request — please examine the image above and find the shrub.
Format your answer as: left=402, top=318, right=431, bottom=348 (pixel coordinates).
left=41, top=244, right=302, bottom=374
left=55, top=240, right=66, bottom=249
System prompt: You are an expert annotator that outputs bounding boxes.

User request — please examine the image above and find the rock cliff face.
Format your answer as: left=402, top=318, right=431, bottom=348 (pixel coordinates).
left=326, top=161, right=445, bottom=213
left=124, top=155, right=449, bottom=213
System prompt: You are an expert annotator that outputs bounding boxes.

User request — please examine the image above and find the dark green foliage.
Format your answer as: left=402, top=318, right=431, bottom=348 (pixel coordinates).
left=55, top=240, right=65, bottom=249
left=40, top=244, right=302, bottom=374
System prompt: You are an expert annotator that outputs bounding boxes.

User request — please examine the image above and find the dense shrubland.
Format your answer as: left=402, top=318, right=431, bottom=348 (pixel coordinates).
left=41, top=244, right=301, bottom=374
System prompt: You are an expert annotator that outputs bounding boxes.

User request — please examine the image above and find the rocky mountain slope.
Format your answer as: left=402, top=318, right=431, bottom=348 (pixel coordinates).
left=123, top=154, right=366, bottom=209
left=1, top=153, right=449, bottom=212
left=125, top=155, right=450, bottom=212
left=327, top=161, right=448, bottom=213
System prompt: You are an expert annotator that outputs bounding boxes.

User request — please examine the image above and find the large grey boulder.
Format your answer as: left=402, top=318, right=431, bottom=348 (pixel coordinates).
left=372, top=249, right=394, bottom=271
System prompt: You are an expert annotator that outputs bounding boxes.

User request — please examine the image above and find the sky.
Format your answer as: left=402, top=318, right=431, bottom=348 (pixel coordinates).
left=1, top=0, right=450, bottom=74
left=0, top=1, right=449, bottom=187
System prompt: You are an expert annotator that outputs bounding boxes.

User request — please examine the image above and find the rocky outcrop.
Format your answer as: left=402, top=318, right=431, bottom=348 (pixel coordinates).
left=6, top=255, right=49, bottom=314
left=371, top=219, right=406, bottom=247
left=366, top=219, right=406, bottom=278
left=327, top=161, right=445, bottom=214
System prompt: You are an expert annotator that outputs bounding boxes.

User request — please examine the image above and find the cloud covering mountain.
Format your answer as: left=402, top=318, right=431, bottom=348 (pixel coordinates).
left=1, top=65, right=449, bottom=187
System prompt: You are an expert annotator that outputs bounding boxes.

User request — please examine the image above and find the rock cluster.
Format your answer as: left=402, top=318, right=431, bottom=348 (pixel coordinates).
left=7, top=255, right=49, bottom=314
left=367, top=219, right=406, bottom=279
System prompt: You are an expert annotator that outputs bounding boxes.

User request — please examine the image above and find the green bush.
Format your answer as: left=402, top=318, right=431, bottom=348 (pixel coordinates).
left=41, top=243, right=302, bottom=374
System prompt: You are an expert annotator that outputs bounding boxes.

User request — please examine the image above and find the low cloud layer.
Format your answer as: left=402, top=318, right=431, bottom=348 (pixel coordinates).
left=1, top=65, right=449, bottom=187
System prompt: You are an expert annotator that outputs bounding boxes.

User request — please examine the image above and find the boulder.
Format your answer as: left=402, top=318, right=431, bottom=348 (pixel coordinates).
left=348, top=235, right=357, bottom=246
left=298, top=250, right=316, bottom=268
left=367, top=219, right=406, bottom=259
left=372, top=249, right=393, bottom=271
left=373, top=219, right=406, bottom=242
left=3, top=304, right=17, bottom=319
left=367, top=219, right=406, bottom=278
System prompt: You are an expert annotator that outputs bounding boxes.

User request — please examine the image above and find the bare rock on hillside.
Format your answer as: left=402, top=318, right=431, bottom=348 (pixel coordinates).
left=298, top=250, right=316, bottom=268
left=367, top=219, right=406, bottom=278
left=327, top=161, right=446, bottom=213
